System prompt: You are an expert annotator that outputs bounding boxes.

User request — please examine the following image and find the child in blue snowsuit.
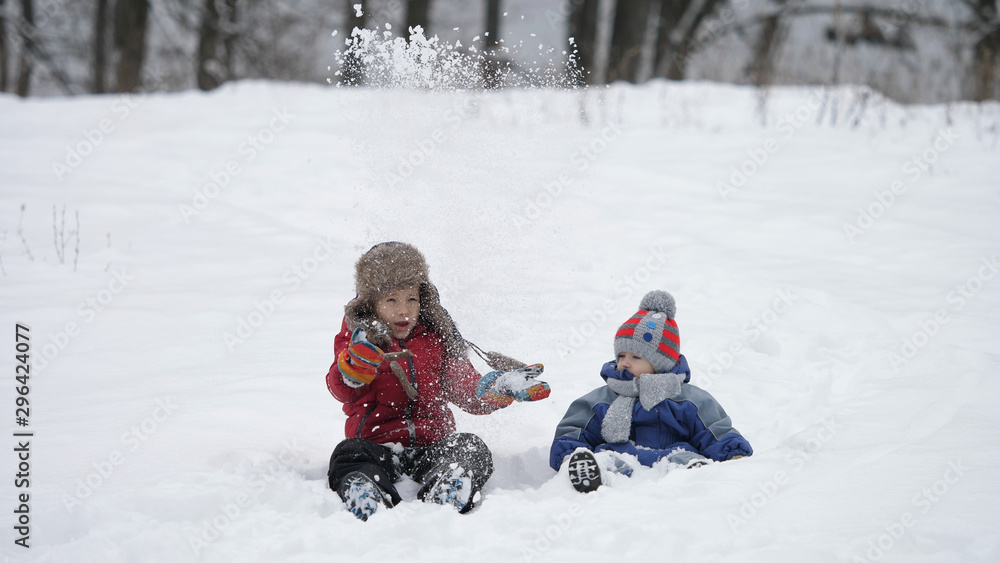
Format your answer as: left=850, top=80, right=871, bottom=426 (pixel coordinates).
left=550, top=290, right=752, bottom=492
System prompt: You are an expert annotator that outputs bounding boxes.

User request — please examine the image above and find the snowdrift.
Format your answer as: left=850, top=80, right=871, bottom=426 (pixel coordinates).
left=1, top=80, right=999, bottom=562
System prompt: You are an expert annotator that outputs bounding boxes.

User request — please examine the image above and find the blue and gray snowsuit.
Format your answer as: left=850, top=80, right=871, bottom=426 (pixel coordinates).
left=550, top=355, right=752, bottom=471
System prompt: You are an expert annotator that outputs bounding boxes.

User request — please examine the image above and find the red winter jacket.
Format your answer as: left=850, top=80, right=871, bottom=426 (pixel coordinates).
left=326, top=317, right=499, bottom=447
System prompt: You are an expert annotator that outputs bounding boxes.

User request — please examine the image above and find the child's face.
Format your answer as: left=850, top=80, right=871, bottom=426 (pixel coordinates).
left=616, top=351, right=654, bottom=377
left=376, top=286, right=420, bottom=340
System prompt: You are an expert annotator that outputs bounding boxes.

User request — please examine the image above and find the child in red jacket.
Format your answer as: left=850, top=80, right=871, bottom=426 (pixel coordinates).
left=326, top=242, right=549, bottom=520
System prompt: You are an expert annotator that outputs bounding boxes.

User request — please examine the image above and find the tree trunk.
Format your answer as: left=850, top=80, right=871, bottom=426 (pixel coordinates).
left=0, top=0, right=7, bottom=93
left=607, top=0, right=651, bottom=83
left=345, top=0, right=367, bottom=34
left=341, top=0, right=367, bottom=85
left=16, top=0, right=33, bottom=96
left=197, top=0, right=221, bottom=90
left=485, top=0, right=500, bottom=49
left=404, top=0, right=430, bottom=36
left=653, top=0, right=693, bottom=80
left=114, top=0, right=150, bottom=93
left=973, top=30, right=1000, bottom=100
left=93, top=0, right=109, bottom=93
left=657, top=0, right=725, bottom=80
left=746, top=12, right=784, bottom=87
left=221, top=0, right=238, bottom=79
left=197, top=0, right=238, bottom=91
left=971, top=0, right=1000, bottom=101
left=568, top=0, right=599, bottom=84
left=482, top=0, right=501, bottom=87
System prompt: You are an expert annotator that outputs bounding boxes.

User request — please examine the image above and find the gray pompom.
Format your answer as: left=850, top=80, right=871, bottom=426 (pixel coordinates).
left=639, top=290, right=676, bottom=319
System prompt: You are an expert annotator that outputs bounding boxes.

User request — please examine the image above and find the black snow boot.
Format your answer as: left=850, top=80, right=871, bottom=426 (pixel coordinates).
left=339, top=471, right=388, bottom=521
left=418, top=463, right=479, bottom=514
left=567, top=450, right=602, bottom=493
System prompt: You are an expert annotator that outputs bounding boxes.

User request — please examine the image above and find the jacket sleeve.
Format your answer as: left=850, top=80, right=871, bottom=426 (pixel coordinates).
left=679, top=385, right=753, bottom=462
left=549, top=388, right=612, bottom=471
left=326, top=317, right=369, bottom=404
left=440, top=356, right=505, bottom=415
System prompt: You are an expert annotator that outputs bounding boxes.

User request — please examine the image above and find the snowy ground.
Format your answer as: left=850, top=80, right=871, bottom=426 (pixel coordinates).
left=2, top=78, right=999, bottom=563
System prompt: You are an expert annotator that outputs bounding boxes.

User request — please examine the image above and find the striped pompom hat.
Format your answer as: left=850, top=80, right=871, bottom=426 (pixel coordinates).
left=614, top=290, right=680, bottom=373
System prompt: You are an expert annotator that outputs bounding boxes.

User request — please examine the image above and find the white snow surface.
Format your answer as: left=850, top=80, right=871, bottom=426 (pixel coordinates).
left=2, top=80, right=1000, bottom=562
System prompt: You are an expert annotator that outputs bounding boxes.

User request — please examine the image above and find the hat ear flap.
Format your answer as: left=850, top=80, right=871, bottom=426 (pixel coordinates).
left=418, top=283, right=468, bottom=357
left=345, top=297, right=392, bottom=351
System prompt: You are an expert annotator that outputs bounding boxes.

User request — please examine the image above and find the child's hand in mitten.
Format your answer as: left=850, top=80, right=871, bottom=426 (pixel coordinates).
left=476, top=364, right=551, bottom=407
left=337, top=328, right=384, bottom=386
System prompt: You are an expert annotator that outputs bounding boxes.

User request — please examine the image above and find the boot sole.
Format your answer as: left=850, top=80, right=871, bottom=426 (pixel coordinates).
left=567, top=450, right=602, bottom=493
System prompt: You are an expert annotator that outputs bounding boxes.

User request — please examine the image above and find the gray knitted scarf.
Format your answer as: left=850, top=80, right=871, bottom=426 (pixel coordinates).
left=601, top=372, right=686, bottom=444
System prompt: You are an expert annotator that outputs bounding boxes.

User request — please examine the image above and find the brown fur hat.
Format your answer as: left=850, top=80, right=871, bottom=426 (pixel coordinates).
left=344, top=242, right=468, bottom=357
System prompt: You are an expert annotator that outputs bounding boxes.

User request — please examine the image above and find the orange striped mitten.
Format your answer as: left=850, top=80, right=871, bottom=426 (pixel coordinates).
left=338, top=328, right=384, bottom=386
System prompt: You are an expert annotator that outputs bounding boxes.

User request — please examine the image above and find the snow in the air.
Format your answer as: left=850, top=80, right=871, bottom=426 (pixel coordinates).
left=2, top=30, right=1000, bottom=563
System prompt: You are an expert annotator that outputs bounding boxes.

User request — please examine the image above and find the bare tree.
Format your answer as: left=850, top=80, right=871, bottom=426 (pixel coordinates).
left=653, top=0, right=726, bottom=80
left=16, top=0, right=33, bottom=96
left=485, top=0, right=500, bottom=49
left=197, top=0, right=238, bottom=91
left=824, top=7, right=915, bottom=49
left=607, top=0, right=650, bottom=83
left=568, top=0, right=599, bottom=84
left=0, top=0, right=7, bottom=92
left=341, top=0, right=367, bottom=85
left=405, top=0, right=430, bottom=35
left=221, top=0, right=238, bottom=76
left=695, top=4, right=963, bottom=59
left=10, top=0, right=77, bottom=95
left=197, top=0, right=221, bottom=90
left=483, top=0, right=502, bottom=87
left=746, top=1, right=789, bottom=88
left=653, top=0, right=693, bottom=80
left=745, top=1, right=792, bottom=125
left=968, top=0, right=1000, bottom=100
left=93, top=0, right=110, bottom=93
left=114, top=0, right=150, bottom=92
